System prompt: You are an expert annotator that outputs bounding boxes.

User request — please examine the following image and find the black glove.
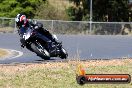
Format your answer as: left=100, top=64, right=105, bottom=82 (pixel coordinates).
left=20, top=37, right=26, bottom=48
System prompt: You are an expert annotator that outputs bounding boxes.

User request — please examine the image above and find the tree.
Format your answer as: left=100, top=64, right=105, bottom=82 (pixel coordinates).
left=107, top=0, right=129, bottom=21
left=66, top=5, right=83, bottom=21
left=67, top=0, right=89, bottom=21
left=67, top=0, right=131, bottom=22
left=0, top=0, right=44, bottom=18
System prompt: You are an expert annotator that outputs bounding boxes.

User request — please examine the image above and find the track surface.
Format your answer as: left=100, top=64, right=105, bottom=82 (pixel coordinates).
left=0, top=33, right=132, bottom=64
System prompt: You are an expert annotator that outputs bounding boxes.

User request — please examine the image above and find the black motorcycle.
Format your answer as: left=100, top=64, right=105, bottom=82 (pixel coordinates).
left=20, top=23, right=68, bottom=60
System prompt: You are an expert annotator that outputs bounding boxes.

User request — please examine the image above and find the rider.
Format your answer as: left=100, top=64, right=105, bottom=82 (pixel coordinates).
left=15, top=13, right=56, bottom=48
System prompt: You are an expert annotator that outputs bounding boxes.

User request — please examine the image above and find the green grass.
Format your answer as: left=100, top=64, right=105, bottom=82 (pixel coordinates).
left=0, top=60, right=132, bottom=88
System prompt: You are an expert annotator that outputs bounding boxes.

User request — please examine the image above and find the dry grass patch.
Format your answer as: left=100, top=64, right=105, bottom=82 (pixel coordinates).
left=48, top=0, right=71, bottom=10
left=0, top=59, right=132, bottom=74
left=0, top=27, right=14, bottom=33
left=0, top=49, right=8, bottom=58
left=0, top=59, right=132, bottom=88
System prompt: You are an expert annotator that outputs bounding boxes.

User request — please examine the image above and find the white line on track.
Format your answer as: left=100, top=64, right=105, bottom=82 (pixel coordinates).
left=0, top=48, right=23, bottom=59
left=9, top=49, right=23, bottom=59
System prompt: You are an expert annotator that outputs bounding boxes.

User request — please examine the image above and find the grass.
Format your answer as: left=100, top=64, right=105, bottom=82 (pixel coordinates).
left=0, top=27, right=14, bottom=33
left=48, top=0, right=71, bottom=10
left=0, top=59, right=132, bottom=88
left=47, top=0, right=72, bottom=20
left=0, top=49, right=8, bottom=58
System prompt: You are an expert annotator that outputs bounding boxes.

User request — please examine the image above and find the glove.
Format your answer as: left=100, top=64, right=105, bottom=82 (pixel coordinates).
left=34, top=25, right=39, bottom=30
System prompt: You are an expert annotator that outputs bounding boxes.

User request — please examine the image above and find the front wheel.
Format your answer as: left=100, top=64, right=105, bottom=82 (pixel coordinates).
left=59, top=47, right=68, bottom=59
left=31, top=42, right=50, bottom=60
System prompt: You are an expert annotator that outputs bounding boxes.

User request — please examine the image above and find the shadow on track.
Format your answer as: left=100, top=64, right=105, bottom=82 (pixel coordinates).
left=35, top=58, right=55, bottom=62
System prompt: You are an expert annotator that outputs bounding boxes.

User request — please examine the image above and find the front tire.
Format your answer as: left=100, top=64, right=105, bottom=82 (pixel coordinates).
left=59, top=47, right=68, bottom=59
left=31, top=42, right=50, bottom=60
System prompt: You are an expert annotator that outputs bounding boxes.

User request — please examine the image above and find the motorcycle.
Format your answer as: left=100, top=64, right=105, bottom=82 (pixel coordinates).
left=19, top=23, right=68, bottom=60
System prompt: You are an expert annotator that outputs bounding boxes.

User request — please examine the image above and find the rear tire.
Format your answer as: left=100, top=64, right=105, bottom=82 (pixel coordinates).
left=31, top=43, right=50, bottom=60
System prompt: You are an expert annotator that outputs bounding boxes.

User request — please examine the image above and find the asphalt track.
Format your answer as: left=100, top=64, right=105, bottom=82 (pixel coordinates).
left=0, top=33, right=132, bottom=64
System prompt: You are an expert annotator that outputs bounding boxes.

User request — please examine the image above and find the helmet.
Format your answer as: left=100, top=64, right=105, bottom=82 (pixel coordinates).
left=15, top=13, right=28, bottom=28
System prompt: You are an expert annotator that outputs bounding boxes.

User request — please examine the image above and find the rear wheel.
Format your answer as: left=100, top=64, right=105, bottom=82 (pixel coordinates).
left=59, top=47, right=68, bottom=59
left=31, top=42, right=50, bottom=60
